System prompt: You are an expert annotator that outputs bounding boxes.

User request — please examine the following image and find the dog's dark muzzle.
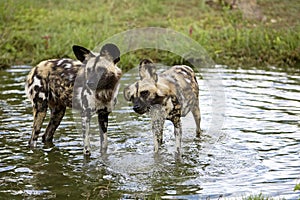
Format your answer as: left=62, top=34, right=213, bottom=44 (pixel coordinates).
left=86, top=71, right=118, bottom=91
left=133, top=105, right=148, bottom=114
left=133, top=99, right=149, bottom=114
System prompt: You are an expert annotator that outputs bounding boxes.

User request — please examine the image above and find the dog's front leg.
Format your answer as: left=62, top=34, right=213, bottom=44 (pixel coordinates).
left=150, top=105, right=165, bottom=153
left=152, top=118, right=164, bottom=153
left=97, top=109, right=110, bottom=154
left=81, top=109, right=92, bottom=156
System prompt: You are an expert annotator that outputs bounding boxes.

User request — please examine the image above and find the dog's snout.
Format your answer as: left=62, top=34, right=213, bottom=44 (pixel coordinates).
left=133, top=105, right=140, bottom=112
left=132, top=101, right=149, bottom=114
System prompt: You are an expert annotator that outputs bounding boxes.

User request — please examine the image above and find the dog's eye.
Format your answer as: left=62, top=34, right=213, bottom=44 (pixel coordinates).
left=140, top=90, right=150, bottom=97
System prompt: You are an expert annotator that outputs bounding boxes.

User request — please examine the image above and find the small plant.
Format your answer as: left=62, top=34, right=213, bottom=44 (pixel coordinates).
left=294, top=183, right=300, bottom=191
left=243, top=193, right=273, bottom=200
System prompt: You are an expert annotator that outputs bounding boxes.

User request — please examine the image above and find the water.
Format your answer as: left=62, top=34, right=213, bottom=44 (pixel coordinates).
left=0, top=65, right=299, bottom=199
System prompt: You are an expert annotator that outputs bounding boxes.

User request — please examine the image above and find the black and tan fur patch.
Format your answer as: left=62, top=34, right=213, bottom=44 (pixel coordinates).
left=26, top=44, right=122, bottom=156
left=124, top=59, right=202, bottom=156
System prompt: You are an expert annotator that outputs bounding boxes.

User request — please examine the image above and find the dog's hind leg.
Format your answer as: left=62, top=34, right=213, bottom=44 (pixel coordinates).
left=28, top=100, right=48, bottom=147
left=172, top=116, right=182, bottom=158
left=97, top=109, right=110, bottom=155
left=42, top=104, right=66, bottom=143
left=169, top=95, right=183, bottom=158
left=191, top=102, right=202, bottom=138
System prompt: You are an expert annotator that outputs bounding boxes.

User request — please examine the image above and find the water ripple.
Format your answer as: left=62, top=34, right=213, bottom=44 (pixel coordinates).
left=0, top=66, right=299, bottom=199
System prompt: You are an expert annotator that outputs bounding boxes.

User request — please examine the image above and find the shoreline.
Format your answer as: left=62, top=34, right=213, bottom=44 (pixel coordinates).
left=0, top=0, right=299, bottom=69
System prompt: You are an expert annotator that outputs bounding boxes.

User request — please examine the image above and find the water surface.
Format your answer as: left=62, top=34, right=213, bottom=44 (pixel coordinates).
left=0, top=65, right=299, bottom=199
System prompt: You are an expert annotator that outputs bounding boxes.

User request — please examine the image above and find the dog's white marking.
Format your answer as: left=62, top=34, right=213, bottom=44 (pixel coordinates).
left=64, top=63, right=72, bottom=69
left=25, top=76, right=42, bottom=101
left=69, top=74, right=74, bottom=81
left=57, top=59, right=66, bottom=66
left=38, top=92, right=46, bottom=100
left=33, top=76, right=41, bottom=87
left=185, top=78, right=191, bottom=83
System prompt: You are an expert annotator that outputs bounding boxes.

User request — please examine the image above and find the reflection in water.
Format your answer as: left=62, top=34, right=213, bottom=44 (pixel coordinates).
left=0, top=65, right=299, bottom=199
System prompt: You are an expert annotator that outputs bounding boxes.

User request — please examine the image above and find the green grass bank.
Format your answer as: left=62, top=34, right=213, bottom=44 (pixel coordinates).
left=0, top=0, right=299, bottom=70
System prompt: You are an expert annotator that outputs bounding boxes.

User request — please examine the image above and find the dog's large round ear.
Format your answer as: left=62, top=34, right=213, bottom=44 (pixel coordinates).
left=139, top=59, right=158, bottom=82
left=123, top=85, right=133, bottom=101
left=72, top=45, right=91, bottom=62
left=139, top=59, right=153, bottom=66
left=100, top=43, right=120, bottom=64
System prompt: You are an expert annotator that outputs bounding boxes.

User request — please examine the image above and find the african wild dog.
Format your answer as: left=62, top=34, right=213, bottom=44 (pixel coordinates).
left=124, top=59, right=202, bottom=156
left=25, top=43, right=122, bottom=155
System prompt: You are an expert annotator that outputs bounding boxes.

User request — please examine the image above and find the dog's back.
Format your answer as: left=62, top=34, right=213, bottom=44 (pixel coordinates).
left=160, top=65, right=199, bottom=116
left=25, top=59, right=82, bottom=108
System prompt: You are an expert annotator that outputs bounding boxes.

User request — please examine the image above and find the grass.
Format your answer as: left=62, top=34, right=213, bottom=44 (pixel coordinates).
left=0, top=0, right=299, bottom=70
left=242, top=193, right=276, bottom=200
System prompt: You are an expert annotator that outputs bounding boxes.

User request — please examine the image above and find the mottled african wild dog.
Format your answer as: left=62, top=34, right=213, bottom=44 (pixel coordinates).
left=124, top=59, right=202, bottom=156
left=25, top=43, right=122, bottom=155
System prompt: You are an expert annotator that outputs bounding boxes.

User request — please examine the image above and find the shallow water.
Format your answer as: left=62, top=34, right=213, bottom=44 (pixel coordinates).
left=0, top=65, right=299, bottom=199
